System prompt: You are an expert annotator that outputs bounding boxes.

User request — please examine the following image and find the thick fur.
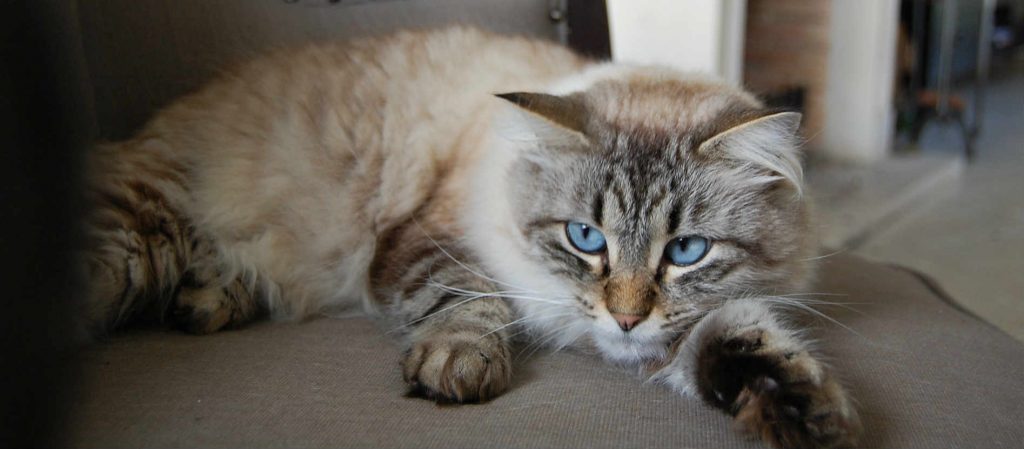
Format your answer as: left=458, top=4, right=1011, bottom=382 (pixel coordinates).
left=79, top=27, right=860, bottom=448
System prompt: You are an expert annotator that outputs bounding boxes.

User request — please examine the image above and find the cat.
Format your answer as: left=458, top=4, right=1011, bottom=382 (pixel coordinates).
left=78, top=26, right=861, bottom=449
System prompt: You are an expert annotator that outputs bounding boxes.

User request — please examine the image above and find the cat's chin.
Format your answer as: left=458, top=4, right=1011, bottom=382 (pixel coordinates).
left=591, top=328, right=671, bottom=366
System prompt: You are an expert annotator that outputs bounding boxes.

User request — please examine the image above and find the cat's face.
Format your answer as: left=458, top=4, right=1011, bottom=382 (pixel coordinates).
left=470, top=68, right=815, bottom=365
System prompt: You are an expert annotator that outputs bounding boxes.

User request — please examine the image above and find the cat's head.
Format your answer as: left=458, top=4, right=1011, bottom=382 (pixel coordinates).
left=465, top=65, right=816, bottom=365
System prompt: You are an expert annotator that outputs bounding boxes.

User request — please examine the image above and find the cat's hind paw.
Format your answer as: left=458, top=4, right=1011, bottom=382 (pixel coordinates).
left=171, top=286, right=234, bottom=334
left=402, top=336, right=511, bottom=403
left=170, top=277, right=258, bottom=335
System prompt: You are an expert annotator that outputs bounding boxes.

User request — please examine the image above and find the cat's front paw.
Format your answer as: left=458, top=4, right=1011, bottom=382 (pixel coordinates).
left=699, top=332, right=861, bottom=449
left=402, top=336, right=511, bottom=403
left=733, top=374, right=861, bottom=449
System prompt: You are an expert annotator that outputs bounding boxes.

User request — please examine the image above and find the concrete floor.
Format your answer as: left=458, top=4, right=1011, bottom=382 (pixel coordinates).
left=852, top=55, right=1024, bottom=341
left=807, top=152, right=963, bottom=250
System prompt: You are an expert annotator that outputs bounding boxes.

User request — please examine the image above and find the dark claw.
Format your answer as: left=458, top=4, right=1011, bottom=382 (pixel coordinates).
left=753, top=376, right=780, bottom=393
left=809, top=411, right=833, bottom=422
left=170, top=304, right=209, bottom=334
left=724, top=335, right=764, bottom=353
left=171, top=304, right=192, bottom=318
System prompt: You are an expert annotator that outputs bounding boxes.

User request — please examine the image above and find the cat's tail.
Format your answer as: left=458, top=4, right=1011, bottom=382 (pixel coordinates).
left=75, top=139, right=194, bottom=338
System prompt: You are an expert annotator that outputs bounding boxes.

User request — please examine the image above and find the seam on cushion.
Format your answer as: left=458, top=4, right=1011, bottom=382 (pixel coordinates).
left=886, top=263, right=1009, bottom=335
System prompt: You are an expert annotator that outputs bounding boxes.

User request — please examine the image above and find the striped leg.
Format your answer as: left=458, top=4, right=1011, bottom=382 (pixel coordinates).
left=655, top=299, right=862, bottom=449
left=80, top=180, right=191, bottom=335
left=370, top=224, right=514, bottom=403
left=80, top=176, right=258, bottom=335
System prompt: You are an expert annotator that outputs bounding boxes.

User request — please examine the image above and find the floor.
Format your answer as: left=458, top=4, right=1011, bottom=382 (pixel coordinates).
left=836, top=54, right=1024, bottom=342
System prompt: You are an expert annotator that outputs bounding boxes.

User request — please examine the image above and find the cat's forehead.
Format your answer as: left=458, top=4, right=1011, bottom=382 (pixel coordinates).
left=559, top=76, right=774, bottom=222
left=574, top=69, right=763, bottom=141
left=575, top=83, right=760, bottom=174
left=517, top=65, right=801, bottom=203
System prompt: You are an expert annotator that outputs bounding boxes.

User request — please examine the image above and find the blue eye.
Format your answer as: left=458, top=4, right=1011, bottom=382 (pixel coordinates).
left=565, top=222, right=607, bottom=254
left=664, top=236, right=711, bottom=266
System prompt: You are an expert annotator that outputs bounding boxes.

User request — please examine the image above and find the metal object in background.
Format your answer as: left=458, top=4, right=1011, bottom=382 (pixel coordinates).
left=283, top=0, right=409, bottom=5
left=553, top=0, right=612, bottom=59
left=911, top=0, right=996, bottom=161
left=549, top=0, right=570, bottom=45
left=935, top=0, right=958, bottom=117
left=565, top=0, right=611, bottom=59
left=972, top=0, right=996, bottom=140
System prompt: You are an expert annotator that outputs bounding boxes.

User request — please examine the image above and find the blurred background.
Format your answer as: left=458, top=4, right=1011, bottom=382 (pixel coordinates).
left=3, top=0, right=1022, bottom=446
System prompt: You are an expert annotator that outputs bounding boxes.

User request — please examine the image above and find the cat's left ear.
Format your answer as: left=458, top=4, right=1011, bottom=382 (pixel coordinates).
left=696, top=111, right=804, bottom=192
left=494, top=92, right=590, bottom=145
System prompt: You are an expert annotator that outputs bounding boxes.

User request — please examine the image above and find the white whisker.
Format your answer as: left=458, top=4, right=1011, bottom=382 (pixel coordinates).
left=799, top=248, right=846, bottom=262
left=773, top=292, right=849, bottom=298
left=761, top=296, right=866, bottom=339
left=386, top=291, right=492, bottom=333
left=551, top=327, right=588, bottom=353
left=764, top=294, right=870, bottom=315
left=424, top=281, right=565, bottom=305
left=413, top=220, right=541, bottom=294
left=518, top=321, right=577, bottom=361
left=503, top=323, right=542, bottom=342
left=480, top=310, right=575, bottom=338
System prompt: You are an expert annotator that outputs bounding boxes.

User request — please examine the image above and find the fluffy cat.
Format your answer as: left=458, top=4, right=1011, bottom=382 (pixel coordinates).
left=79, top=27, right=861, bottom=448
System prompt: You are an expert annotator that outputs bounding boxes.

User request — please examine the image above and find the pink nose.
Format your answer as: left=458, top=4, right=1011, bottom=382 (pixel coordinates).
left=611, top=313, right=646, bottom=332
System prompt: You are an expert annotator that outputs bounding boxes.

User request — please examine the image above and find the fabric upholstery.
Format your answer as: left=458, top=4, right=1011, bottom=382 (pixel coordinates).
left=65, top=255, right=1024, bottom=448
left=73, top=0, right=559, bottom=140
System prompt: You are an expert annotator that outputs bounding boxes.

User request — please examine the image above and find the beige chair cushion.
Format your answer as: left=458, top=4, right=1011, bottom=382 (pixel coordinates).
left=65, top=255, right=1024, bottom=448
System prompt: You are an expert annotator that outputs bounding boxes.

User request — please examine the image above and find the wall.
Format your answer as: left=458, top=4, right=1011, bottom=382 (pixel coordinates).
left=610, top=0, right=902, bottom=164
left=606, top=0, right=746, bottom=85
left=743, top=0, right=831, bottom=149
left=821, top=0, right=900, bottom=164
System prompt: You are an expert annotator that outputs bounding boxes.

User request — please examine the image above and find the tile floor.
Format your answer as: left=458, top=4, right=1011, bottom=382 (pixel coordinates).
left=852, top=55, right=1024, bottom=341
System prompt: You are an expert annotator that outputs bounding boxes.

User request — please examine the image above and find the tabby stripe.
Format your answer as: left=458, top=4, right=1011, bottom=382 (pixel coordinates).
left=524, top=218, right=563, bottom=231
left=703, top=259, right=742, bottom=281
left=399, top=251, right=449, bottom=300
left=540, top=240, right=591, bottom=277
left=674, top=259, right=742, bottom=287
left=412, top=293, right=463, bottom=326
left=667, top=199, right=683, bottom=235
left=113, top=260, right=135, bottom=325
left=650, top=185, right=669, bottom=214
left=95, top=189, right=137, bottom=215
left=688, top=199, right=707, bottom=227
left=610, top=183, right=628, bottom=212
left=126, top=180, right=167, bottom=202
left=142, top=240, right=160, bottom=288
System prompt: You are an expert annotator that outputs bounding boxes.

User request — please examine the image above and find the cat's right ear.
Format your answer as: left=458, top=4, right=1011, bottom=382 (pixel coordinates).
left=696, top=111, right=804, bottom=194
left=493, top=92, right=590, bottom=146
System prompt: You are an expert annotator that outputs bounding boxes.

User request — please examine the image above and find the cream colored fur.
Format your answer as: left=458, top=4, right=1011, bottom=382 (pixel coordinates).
left=103, top=27, right=585, bottom=320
